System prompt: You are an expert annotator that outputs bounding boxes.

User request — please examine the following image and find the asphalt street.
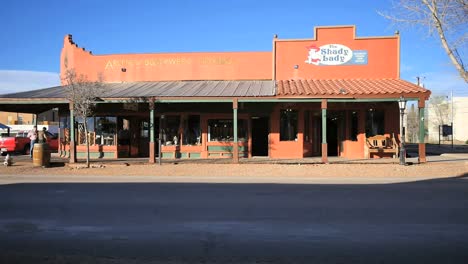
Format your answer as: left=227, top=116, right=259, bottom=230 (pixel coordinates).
left=1, top=175, right=467, bottom=263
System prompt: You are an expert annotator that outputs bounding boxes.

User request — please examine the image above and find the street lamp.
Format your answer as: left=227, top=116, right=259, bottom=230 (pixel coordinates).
left=398, top=96, right=407, bottom=165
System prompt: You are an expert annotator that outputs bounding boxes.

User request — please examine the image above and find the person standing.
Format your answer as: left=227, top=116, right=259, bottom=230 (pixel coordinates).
left=27, top=126, right=37, bottom=158
left=38, top=127, right=48, bottom=143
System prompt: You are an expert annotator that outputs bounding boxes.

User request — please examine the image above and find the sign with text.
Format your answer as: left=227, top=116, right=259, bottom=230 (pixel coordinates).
left=104, top=56, right=233, bottom=70
left=305, top=44, right=367, bottom=66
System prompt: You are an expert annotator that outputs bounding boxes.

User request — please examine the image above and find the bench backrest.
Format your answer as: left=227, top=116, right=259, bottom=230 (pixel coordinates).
left=366, top=135, right=397, bottom=149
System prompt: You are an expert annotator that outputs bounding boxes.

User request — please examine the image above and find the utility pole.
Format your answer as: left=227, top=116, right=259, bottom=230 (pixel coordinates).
left=451, top=89, right=454, bottom=148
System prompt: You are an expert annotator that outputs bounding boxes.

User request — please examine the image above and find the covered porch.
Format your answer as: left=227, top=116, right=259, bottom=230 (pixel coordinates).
left=0, top=78, right=431, bottom=164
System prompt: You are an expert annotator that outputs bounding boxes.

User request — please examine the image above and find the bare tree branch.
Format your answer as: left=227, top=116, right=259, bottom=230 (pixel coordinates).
left=62, top=68, right=104, bottom=168
left=379, top=0, right=467, bottom=82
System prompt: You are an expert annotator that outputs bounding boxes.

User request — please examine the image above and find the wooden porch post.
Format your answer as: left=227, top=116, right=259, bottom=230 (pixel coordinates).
left=321, top=99, right=328, bottom=163
left=149, top=99, right=156, bottom=163
left=233, top=98, right=239, bottom=163
left=418, top=99, right=426, bottom=163
left=69, top=102, right=76, bottom=164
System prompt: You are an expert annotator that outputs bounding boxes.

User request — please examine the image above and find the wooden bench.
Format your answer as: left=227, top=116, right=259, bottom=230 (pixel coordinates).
left=365, top=134, right=400, bottom=158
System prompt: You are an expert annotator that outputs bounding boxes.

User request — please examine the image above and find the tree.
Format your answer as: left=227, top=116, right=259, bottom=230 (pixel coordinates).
left=379, top=0, right=467, bottom=82
left=62, top=68, right=104, bottom=168
left=429, top=95, right=450, bottom=126
left=406, top=104, right=420, bottom=143
left=427, top=94, right=456, bottom=143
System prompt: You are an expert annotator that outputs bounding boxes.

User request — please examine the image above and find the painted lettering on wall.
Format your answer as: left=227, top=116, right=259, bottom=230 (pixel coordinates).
left=305, top=44, right=368, bottom=66
left=200, top=57, right=232, bottom=65
left=104, top=57, right=233, bottom=70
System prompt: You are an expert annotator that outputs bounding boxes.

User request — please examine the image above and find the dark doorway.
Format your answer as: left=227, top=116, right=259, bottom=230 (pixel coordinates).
left=251, top=117, right=269, bottom=156
left=327, top=117, right=338, bottom=156
left=326, top=111, right=345, bottom=157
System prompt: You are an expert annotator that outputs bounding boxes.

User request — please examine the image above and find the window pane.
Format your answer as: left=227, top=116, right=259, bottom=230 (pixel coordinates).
left=350, top=111, right=358, bottom=141
left=95, top=117, right=117, bottom=145
left=162, top=115, right=180, bottom=146
left=140, top=121, right=149, bottom=138
left=280, top=109, right=298, bottom=141
left=183, top=115, right=201, bottom=145
left=77, top=117, right=95, bottom=145
left=118, top=118, right=130, bottom=145
left=366, top=110, right=384, bottom=137
left=208, top=119, right=247, bottom=142
left=59, top=115, right=70, bottom=143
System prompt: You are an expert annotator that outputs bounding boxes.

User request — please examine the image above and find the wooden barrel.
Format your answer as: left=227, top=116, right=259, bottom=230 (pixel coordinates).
left=33, top=143, right=50, bottom=167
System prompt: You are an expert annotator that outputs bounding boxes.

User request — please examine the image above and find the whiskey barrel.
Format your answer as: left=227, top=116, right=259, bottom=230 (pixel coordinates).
left=33, top=143, right=50, bottom=167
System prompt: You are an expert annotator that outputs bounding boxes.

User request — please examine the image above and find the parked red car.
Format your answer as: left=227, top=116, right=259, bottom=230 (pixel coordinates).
left=0, top=131, right=58, bottom=155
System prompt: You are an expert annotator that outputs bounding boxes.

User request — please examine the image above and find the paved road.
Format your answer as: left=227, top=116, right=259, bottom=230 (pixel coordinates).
left=1, top=176, right=468, bottom=263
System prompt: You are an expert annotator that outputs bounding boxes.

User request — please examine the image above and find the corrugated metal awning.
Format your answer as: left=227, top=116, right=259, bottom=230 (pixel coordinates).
left=0, top=80, right=276, bottom=99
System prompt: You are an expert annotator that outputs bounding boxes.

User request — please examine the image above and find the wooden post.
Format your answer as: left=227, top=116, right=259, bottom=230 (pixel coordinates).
left=149, top=100, right=155, bottom=163
left=69, top=102, right=76, bottom=163
left=233, top=98, right=239, bottom=164
left=321, top=99, right=328, bottom=163
left=418, top=99, right=426, bottom=163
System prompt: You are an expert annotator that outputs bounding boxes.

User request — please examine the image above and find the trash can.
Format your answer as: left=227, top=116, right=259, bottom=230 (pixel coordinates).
left=33, top=143, right=50, bottom=167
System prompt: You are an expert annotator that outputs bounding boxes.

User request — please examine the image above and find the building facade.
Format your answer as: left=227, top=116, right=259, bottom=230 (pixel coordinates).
left=0, top=26, right=431, bottom=163
left=427, top=96, right=468, bottom=144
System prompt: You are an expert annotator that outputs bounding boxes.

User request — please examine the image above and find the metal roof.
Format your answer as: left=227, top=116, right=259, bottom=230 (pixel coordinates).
left=0, top=123, right=11, bottom=129
left=0, top=80, right=276, bottom=99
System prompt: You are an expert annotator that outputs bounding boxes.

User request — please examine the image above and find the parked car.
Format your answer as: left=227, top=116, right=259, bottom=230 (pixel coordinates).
left=0, top=130, right=58, bottom=155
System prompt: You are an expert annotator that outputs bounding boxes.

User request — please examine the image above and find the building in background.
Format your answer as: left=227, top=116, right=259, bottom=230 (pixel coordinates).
left=0, top=109, right=59, bottom=134
left=453, top=97, right=468, bottom=143
left=427, top=96, right=468, bottom=143
left=0, top=111, right=34, bottom=125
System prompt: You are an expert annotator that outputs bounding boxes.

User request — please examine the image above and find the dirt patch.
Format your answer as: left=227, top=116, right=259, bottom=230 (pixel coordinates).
left=1, top=158, right=467, bottom=179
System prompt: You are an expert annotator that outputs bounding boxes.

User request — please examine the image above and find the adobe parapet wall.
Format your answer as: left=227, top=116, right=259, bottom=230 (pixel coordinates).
left=60, top=26, right=402, bottom=84
left=60, top=35, right=272, bottom=84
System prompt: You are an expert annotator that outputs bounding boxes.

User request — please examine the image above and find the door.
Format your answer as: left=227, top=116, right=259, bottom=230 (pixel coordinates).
left=327, top=111, right=345, bottom=157
left=251, top=117, right=269, bottom=156
left=138, top=120, right=149, bottom=157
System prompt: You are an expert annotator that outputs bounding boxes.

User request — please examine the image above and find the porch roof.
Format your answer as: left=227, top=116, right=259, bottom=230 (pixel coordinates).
left=0, top=79, right=432, bottom=114
left=277, top=79, right=431, bottom=99
left=0, top=80, right=276, bottom=99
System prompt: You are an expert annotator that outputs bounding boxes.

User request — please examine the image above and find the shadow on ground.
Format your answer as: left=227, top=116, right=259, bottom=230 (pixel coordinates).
left=1, top=173, right=467, bottom=264
left=406, top=143, right=468, bottom=156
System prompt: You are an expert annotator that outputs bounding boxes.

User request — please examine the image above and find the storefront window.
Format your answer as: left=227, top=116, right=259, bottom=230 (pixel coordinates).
left=76, top=116, right=117, bottom=146
left=208, top=119, right=247, bottom=142
left=95, top=117, right=117, bottom=146
left=280, top=109, right=298, bottom=141
left=366, top=110, right=384, bottom=137
left=183, top=115, right=201, bottom=145
left=76, top=117, right=92, bottom=145
left=161, top=115, right=180, bottom=146
left=350, top=111, right=358, bottom=141
left=59, top=115, right=70, bottom=143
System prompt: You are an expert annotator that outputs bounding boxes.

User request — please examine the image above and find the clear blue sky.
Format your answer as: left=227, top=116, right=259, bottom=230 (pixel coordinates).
left=0, top=0, right=466, bottom=96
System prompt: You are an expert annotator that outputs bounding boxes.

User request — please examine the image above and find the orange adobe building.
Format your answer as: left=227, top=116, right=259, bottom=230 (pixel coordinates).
left=0, top=25, right=430, bottom=163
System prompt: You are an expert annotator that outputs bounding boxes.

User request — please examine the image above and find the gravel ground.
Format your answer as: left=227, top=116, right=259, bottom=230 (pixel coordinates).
left=1, top=155, right=467, bottom=182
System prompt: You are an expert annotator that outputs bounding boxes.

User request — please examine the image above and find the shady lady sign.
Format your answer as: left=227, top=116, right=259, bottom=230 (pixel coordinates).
left=305, top=44, right=367, bottom=66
